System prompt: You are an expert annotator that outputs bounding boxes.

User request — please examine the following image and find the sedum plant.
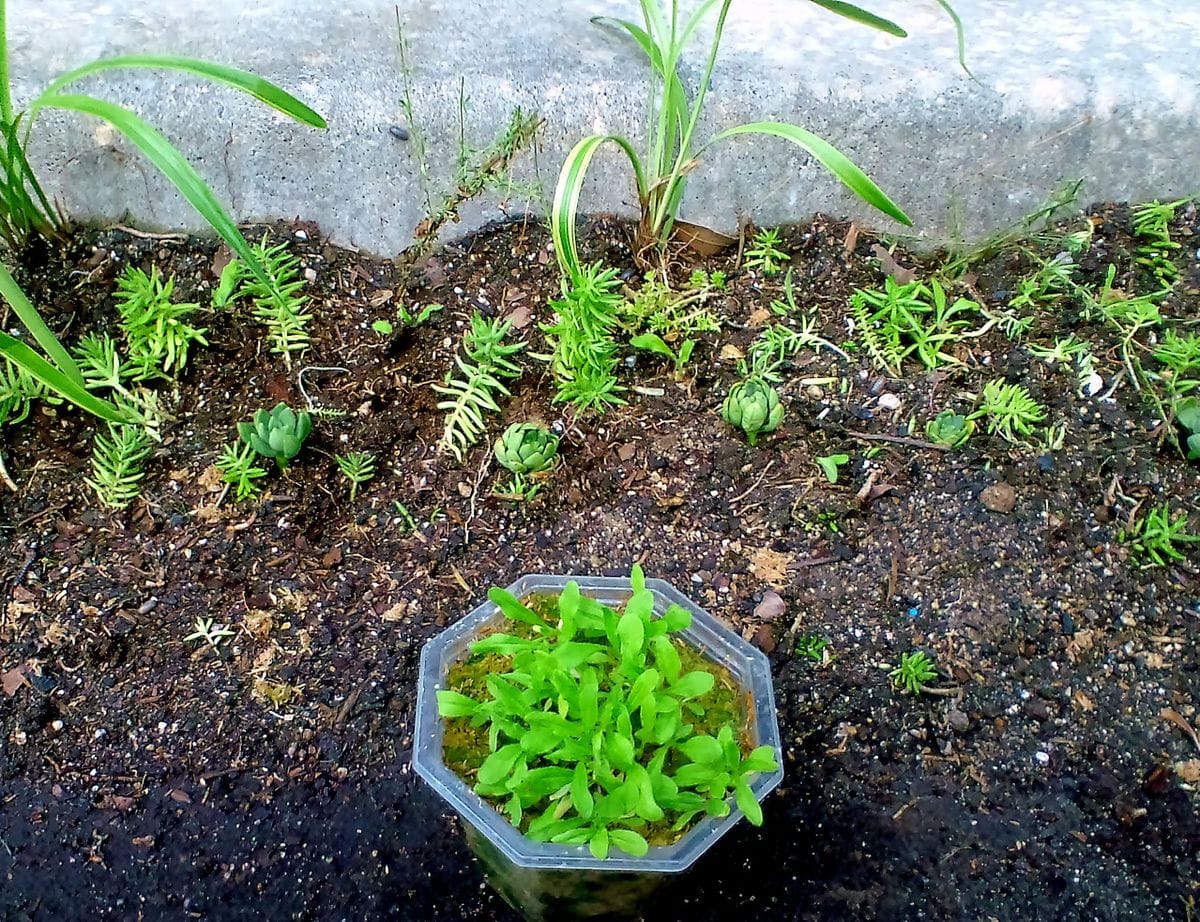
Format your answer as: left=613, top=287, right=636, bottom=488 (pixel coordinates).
left=237, top=403, right=312, bottom=470
left=890, top=650, right=938, bottom=695
left=335, top=450, right=376, bottom=500
left=925, top=409, right=974, bottom=448
left=722, top=378, right=783, bottom=446
left=114, top=264, right=208, bottom=380
left=437, top=565, right=779, bottom=859
left=215, top=441, right=268, bottom=502
left=494, top=421, right=559, bottom=500
left=743, top=228, right=788, bottom=276
left=550, top=0, right=966, bottom=276
left=1175, top=397, right=1200, bottom=460
left=542, top=262, right=626, bottom=413
left=86, top=421, right=153, bottom=509
left=969, top=380, right=1046, bottom=446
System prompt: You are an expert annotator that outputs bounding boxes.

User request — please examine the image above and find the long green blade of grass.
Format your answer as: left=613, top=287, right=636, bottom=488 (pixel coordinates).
left=710, top=122, right=912, bottom=226
left=551, top=134, right=645, bottom=279
left=805, top=0, right=907, bottom=37
left=35, top=55, right=326, bottom=128
left=40, top=93, right=277, bottom=292
left=0, top=331, right=130, bottom=422
left=0, top=261, right=83, bottom=385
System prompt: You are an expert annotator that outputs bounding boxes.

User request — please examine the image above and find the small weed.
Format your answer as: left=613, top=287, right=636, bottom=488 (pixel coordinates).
left=184, top=616, right=235, bottom=652
left=398, top=302, right=444, bottom=328
left=542, top=263, right=625, bottom=413
left=815, top=453, right=850, bottom=484
left=114, top=265, right=208, bottom=380
left=223, top=235, right=313, bottom=366
left=86, top=422, right=153, bottom=509
left=372, top=319, right=394, bottom=336
left=794, top=634, right=828, bottom=663
left=630, top=332, right=695, bottom=374
left=392, top=500, right=419, bottom=533
left=215, top=441, right=269, bottom=502
left=434, top=314, right=526, bottom=460
left=1120, top=503, right=1200, bottom=568
left=850, top=277, right=979, bottom=375
left=890, top=650, right=938, bottom=695
left=689, top=268, right=727, bottom=291
left=744, top=228, right=789, bottom=276
left=621, top=273, right=719, bottom=340
left=335, top=451, right=377, bottom=500
left=970, top=380, right=1047, bottom=446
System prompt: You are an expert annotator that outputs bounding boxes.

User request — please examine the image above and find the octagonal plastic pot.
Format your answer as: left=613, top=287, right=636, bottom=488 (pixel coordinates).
left=413, top=573, right=784, bottom=921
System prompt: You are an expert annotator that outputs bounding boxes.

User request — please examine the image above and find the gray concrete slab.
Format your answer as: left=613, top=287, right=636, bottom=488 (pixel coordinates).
left=9, top=0, right=1200, bottom=254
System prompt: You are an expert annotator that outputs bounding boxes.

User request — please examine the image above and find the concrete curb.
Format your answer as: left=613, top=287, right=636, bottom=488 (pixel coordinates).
left=11, top=0, right=1200, bottom=254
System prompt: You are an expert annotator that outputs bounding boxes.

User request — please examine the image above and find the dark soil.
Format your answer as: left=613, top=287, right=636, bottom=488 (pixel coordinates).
left=1, top=205, right=1198, bottom=921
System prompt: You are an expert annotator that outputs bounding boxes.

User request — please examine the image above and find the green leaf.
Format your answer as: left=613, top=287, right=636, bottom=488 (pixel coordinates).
left=1189, top=433, right=1200, bottom=461
left=662, top=604, right=692, bottom=633
left=477, top=744, right=523, bottom=786
left=617, top=608, right=646, bottom=661
left=588, top=826, right=609, bottom=860
left=805, top=0, right=907, bottom=36
left=735, top=780, right=764, bottom=825
left=558, top=580, right=580, bottom=638
left=627, top=668, right=661, bottom=710
left=37, top=94, right=281, bottom=295
left=680, top=734, right=723, bottom=764
left=673, top=763, right=718, bottom=787
left=606, top=732, right=636, bottom=771
left=571, top=763, right=594, bottom=819
left=0, top=262, right=83, bottom=385
left=580, top=667, right=599, bottom=728
left=435, top=690, right=479, bottom=718
left=741, top=746, right=780, bottom=774
left=608, top=828, right=649, bottom=857
left=36, top=55, right=326, bottom=127
left=709, top=122, right=912, bottom=226
left=631, top=332, right=674, bottom=361
left=0, top=330, right=130, bottom=423
left=1177, top=397, right=1200, bottom=433
left=487, top=586, right=551, bottom=629
left=672, top=670, right=715, bottom=700
left=552, top=134, right=645, bottom=280
left=631, top=764, right=664, bottom=822
left=652, top=635, right=682, bottom=683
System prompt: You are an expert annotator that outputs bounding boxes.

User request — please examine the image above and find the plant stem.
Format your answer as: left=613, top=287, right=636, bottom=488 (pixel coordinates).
left=0, top=0, right=12, bottom=126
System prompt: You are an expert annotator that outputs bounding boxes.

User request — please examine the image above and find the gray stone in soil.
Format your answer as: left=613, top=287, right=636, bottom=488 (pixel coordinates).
left=10, top=0, right=1200, bottom=255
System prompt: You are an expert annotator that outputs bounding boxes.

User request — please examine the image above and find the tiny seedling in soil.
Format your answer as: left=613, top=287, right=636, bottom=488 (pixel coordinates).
left=794, top=634, right=828, bottom=663
left=335, top=451, right=377, bottom=500
left=238, top=403, right=313, bottom=470
left=437, top=565, right=779, bottom=859
left=1120, top=503, right=1200, bottom=568
left=630, top=332, right=695, bottom=374
left=86, top=422, right=153, bottom=510
left=184, top=617, right=235, bottom=652
left=890, top=651, right=939, bottom=695
left=970, top=380, right=1047, bottom=445
left=743, top=228, right=789, bottom=276
left=815, top=453, right=850, bottom=484
left=215, top=441, right=269, bottom=502
left=392, top=500, right=419, bottom=533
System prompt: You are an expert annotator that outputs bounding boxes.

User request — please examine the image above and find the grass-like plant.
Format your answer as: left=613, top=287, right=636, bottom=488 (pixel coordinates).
left=86, top=421, right=153, bottom=509
left=114, top=265, right=208, bottom=380
left=214, top=441, right=268, bottom=502
left=437, top=565, right=779, bottom=859
left=335, top=450, right=376, bottom=500
left=435, top=314, right=525, bottom=461
left=743, top=228, right=788, bottom=276
left=0, top=262, right=132, bottom=425
left=0, top=0, right=324, bottom=272
left=542, top=262, right=626, bottom=413
left=1120, top=503, right=1200, bottom=569
left=550, top=0, right=966, bottom=276
left=889, top=650, right=938, bottom=695
left=969, top=380, right=1046, bottom=446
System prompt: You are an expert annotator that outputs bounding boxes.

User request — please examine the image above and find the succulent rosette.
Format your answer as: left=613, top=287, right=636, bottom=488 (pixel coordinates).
left=494, top=422, right=559, bottom=475
left=722, top=379, right=783, bottom=446
left=237, top=402, right=312, bottom=468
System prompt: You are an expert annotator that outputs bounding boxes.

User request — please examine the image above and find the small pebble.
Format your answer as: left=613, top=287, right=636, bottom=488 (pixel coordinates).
left=389, top=125, right=410, bottom=141
left=877, top=393, right=902, bottom=411
left=981, top=482, right=1016, bottom=514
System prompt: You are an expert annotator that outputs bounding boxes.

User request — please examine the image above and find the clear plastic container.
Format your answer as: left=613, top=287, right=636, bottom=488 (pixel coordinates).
left=412, top=574, right=784, bottom=921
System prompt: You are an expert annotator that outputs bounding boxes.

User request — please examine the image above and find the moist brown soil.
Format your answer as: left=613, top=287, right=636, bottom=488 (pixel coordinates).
left=1, top=206, right=1198, bottom=921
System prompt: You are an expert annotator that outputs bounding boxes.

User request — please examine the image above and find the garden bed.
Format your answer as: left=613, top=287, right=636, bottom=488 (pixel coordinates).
left=1, top=205, right=1198, bottom=920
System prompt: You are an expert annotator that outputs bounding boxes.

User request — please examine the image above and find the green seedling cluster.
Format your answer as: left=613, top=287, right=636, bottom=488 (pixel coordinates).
left=86, top=421, right=153, bottom=509
left=850, top=276, right=980, bottom=375
left=889, top=650, right=938, bottom=695
left=494, top=422, right=559, bottom=500
left=438, top=565, right=778, bottom=859
left=114, top=265, right=208, bottom=380
left=815, top=453, right=850, bottom=484
left=220, top=235, right=313, bottom=365
left=238, top=403, right=312, bottom=470
left=542, top=263, right=626, bottom=413
left=620, top=273, right=720, bottom=340
left=215, top=442, right=269, bottom=502
left=435, top=314, right=526, bottom=460
left=1120, top=503, right=1200, bottom=568
left=970, top=380, right=1046, bottom=446
left=743, top=228, right=789, bottom=276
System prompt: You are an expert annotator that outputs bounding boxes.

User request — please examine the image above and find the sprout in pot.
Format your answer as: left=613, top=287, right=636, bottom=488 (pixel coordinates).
left=414, top=567, right=783, bottom=921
